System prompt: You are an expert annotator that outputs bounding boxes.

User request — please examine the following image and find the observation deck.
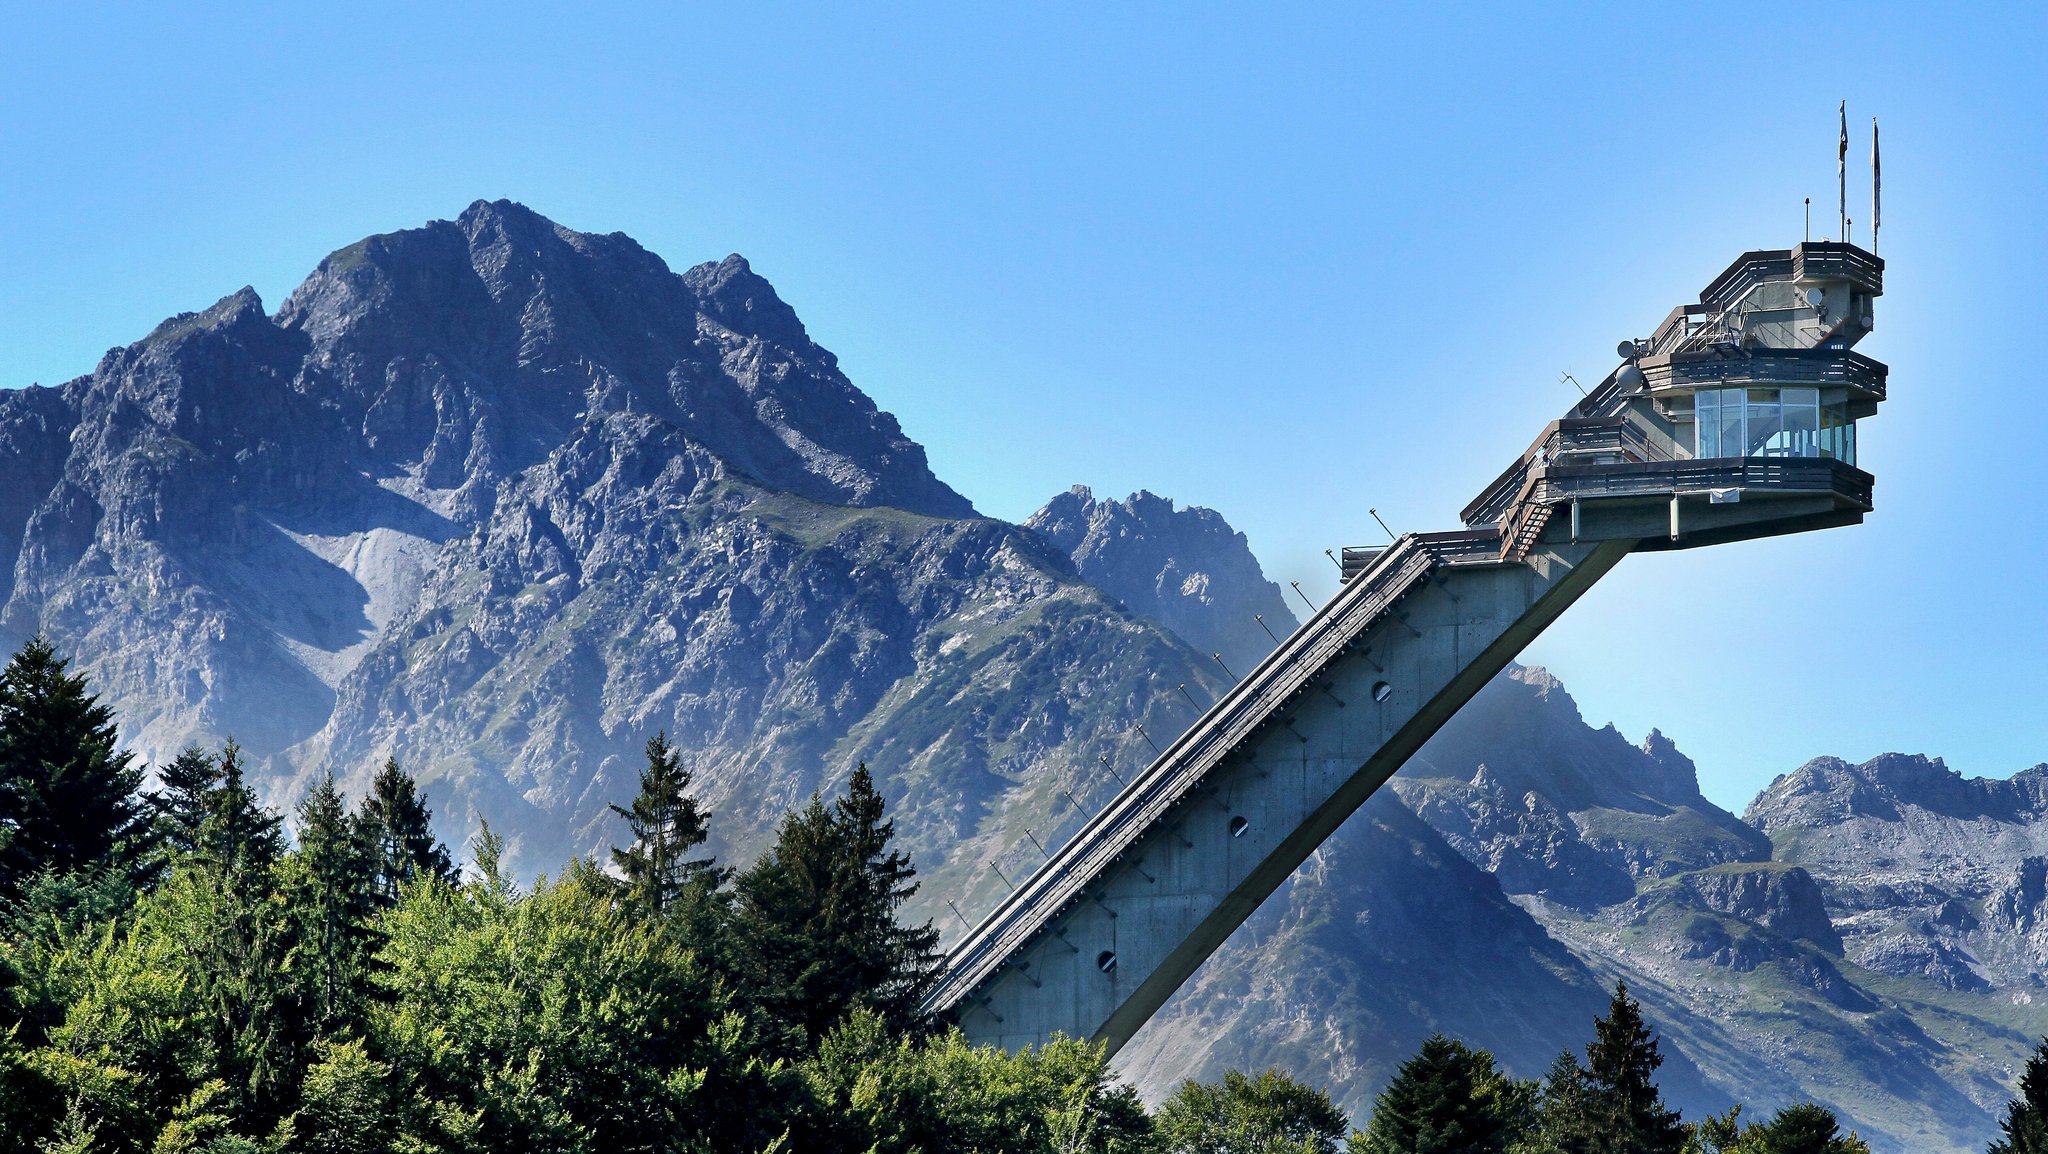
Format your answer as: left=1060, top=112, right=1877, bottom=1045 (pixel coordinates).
left=1463, top=240, right=1882, bottom=563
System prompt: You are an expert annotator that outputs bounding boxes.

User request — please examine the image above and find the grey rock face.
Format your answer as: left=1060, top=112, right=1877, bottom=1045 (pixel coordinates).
left=1389, top=667, right=1772, bottom=902
left=1026, top=486, right=1296, bottom=675
left=1682, top=864, right=1845, bottom=954
left=0, top=200, right=1235, bottom=885
left=1748, top=753, right=2048, bottom=990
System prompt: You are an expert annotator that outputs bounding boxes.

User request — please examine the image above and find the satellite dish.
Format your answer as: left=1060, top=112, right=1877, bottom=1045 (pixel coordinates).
left=1804, top=287, right=1826, bottom=308
left=1615, top=364, right=1647, bottom=393
left=1616, top=340, right=1639, bottom=359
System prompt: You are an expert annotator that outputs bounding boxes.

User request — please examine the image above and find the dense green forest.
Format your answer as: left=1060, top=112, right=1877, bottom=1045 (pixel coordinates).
left=1, top=636, right=2044, bottom=1153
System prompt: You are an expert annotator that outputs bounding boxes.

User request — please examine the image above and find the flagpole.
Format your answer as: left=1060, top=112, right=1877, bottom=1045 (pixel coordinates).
left=1838, top=100, right=1848, bottom=242
left=1871, top=117, right=1882, bottom=255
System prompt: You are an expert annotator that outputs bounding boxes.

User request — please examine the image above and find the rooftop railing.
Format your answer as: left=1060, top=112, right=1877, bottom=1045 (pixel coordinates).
left=1795, top=244, right=1885, bottom=296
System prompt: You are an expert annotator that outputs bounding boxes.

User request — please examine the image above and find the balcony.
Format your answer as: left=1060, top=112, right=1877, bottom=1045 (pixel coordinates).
left=1639, top=348, right=1886, bottom=401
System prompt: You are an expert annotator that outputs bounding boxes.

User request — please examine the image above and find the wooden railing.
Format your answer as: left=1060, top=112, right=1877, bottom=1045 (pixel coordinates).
left=1528, top=456, right=1874, bottom=509
left=1640, top=349, right=1886, bottom=399
left=1795, top=244, right=1885, bottom=296
left=1647, top=242, right=1881, bottom=357
left=1461, top=417, right=1653, bottom=529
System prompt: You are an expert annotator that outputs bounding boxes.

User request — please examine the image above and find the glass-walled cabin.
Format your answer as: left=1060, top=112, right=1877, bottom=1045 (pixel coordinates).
left=1612, top=242, right=1882, bottom=470
left=1690, top=387, right=1857, bottom=464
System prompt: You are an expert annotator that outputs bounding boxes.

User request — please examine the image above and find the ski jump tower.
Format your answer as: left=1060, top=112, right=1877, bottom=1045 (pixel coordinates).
left=926, top=241, right=1887, bottom=1051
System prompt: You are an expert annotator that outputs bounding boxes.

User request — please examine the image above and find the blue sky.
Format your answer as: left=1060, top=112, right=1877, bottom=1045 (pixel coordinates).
left=3, top=3, right=2043, bottom=810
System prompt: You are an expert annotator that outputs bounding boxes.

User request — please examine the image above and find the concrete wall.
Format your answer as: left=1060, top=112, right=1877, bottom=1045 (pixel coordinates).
left=957, top=539, right=1632, bottom=1052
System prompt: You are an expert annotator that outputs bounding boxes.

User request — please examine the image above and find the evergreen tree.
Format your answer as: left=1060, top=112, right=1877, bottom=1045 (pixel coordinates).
left=1352, top=1034, right=1533, bottom=1154
left=196, top=739, right=285, bottom=879
left=1740, top=1103, right=1868, bottom=1154
left=171, top=740, right=300, bottom=1122
left=609, top=731, right=721, bottom=918
left=354, top=758, right=452, bottom=905
left=0, top=637, right=152, bottom=892
left=1530, top=1050, right=1595, bottom=1154
left=1992, top=1038, right=2048, bottom=1154
left=732, top=763, right=940, bottom=1045
left=289, top=772, right=380, bottom=1035
left=1581, top=982, right=1685, bottom=1154
left=153, top=744, right=222, bottom=857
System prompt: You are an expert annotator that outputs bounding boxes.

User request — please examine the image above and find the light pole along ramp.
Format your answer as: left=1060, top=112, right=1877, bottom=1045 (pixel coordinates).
left=925, top=240, right=1886, bottom=1053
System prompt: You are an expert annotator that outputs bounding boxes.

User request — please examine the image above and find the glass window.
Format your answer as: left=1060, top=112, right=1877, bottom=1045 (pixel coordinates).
left=1696, top=391, right=1720, bottom=458
left=1745, top=389, right=1782, bottom=455
left=1820, top=400, right=1857, bottom=465
left=1694, top=385, right=1851, bottom=462
left=1783, top=388, right=1819, bottom=458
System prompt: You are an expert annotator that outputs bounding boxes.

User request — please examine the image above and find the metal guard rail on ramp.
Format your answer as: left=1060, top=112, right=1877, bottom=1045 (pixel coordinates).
left=923, top=527, right=1502, bottom=1017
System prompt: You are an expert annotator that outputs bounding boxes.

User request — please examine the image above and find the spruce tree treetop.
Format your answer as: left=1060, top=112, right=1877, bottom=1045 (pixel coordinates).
left=153, top=744, right=221, bottom=858
left=1692, top=1102, right=1870, bottom=1154
left=732, top=762, right=940, bottom=1046
left=1527, top=1049, right=1596, bottom=1154
left=1354, top=1034, right=1530, bottom=1154
left=831, top=763, right=940, bottom=1028
left=198, top=737, right=285, bottom=879
left=0, top=636, right=152, bottom=893
left=357, top=758, right=452, bottom=905
left=291, top=771, right=380, bottom=1034
left=608, top=731, right=719, bottom=917
left=1746, top=1103, right=1869, bottom=1154
left=1583, top=982, right=1685, bottom=1154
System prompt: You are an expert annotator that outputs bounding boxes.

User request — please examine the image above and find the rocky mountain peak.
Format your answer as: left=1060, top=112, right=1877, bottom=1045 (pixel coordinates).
left=141, top=285, right=269, bottom=346
left=263, top=201, right=973, bottom=519
left=1683, top=864, right=1845, bottom=955
left=1638, top=727, right=1705, bottom=801
left=0, top=201, right=1005, bottom=781
left=1025, top=485, right=1294, bottom=672
left=1749, top=753, right=2048, bottom=831
left=1747, top=750, right=2048, bottom=1005
left=681, top=253, right=811, bottom=347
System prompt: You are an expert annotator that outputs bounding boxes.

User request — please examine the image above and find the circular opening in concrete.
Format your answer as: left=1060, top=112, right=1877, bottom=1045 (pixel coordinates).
left=1372, top=680, right=1393, bottom=703
left=1229, top=815, right=1249, bottom=838
left=1097, top=950, right=1118, bottom=974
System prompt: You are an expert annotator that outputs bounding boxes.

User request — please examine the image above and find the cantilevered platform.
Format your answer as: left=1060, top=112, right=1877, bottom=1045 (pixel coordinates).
left=926, top=241, right=1885, bottom=1052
